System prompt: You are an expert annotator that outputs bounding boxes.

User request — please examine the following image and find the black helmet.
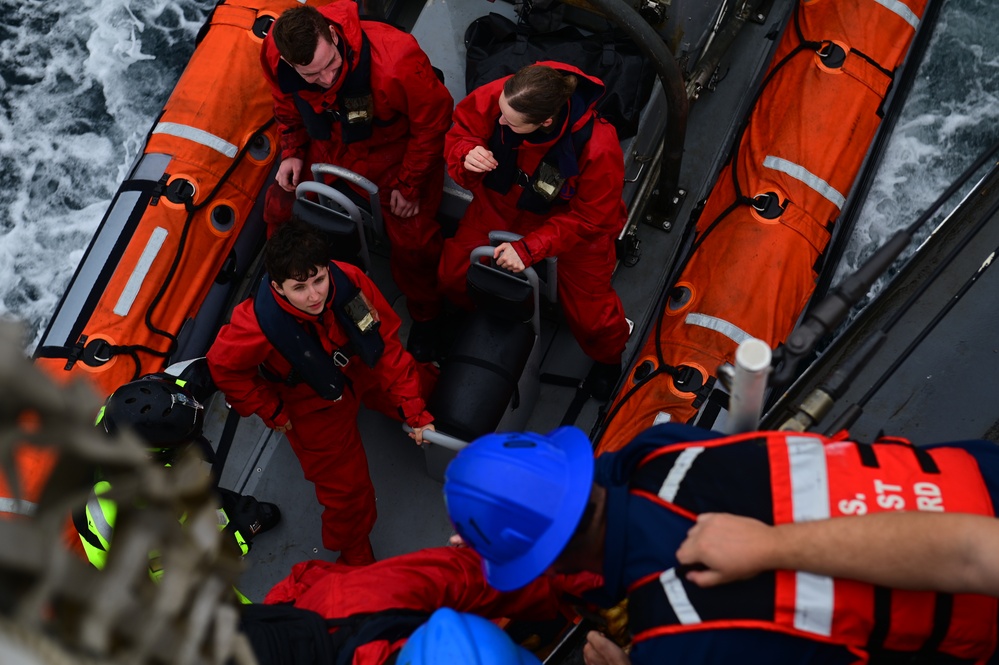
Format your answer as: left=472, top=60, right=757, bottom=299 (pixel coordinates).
left=98, top=376, right=205, bottom=452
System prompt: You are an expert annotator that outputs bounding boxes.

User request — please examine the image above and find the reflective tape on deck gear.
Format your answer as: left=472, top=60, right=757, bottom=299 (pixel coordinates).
left=152, top=122, right=239, bottom=159
left=874, top=0, right=920, bottom=29
left=114, top=227, right=168, bottom=316
left=763, top=156, right=846, bottom=210
left=685, top=313, right=753, bottom=346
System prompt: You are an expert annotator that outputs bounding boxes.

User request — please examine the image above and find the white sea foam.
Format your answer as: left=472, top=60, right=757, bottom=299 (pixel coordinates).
left=0, top=0, right=210, bottom=350
left=833, top=0, right=999, bottom=302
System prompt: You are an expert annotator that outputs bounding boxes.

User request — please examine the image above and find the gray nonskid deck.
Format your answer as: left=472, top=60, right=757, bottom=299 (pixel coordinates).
left=203, top=0, right=797, bottom=601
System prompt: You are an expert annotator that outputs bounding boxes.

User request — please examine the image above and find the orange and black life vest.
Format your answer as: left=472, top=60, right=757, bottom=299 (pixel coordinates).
left=626, top=431, right=998, bottom=664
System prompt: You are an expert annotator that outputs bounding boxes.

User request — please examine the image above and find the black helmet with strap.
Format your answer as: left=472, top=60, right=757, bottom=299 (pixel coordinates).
left=97, top=375, right=205, bottom=456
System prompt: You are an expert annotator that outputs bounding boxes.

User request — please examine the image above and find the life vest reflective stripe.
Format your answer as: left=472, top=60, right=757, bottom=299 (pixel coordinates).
left=627, top=432, right=999, bottom=661
left=254, top=262, right=385, bottom=401
left=0, top=497, right=37, bottom=518
left=284, top=30, right=379, bottom=145
left=0, top=443, right=57, bottom=520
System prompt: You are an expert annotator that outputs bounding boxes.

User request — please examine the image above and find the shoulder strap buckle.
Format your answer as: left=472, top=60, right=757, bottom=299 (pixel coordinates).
left=332, top=350, right=351, bottom=368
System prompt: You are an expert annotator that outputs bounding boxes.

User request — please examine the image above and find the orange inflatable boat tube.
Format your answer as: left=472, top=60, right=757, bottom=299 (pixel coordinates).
left=597, top=0, right=929, bottom=453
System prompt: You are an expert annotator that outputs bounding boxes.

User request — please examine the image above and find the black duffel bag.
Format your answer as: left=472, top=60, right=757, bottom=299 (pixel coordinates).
left=464, top=12, right=656, bottom=140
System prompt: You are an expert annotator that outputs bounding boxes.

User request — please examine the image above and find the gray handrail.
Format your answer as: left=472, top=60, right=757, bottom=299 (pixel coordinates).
left=310, top=163, right=385, bottom=238
left=294, top=180, right=372, bottom=272
left=402, top=424, right=469, bottom=451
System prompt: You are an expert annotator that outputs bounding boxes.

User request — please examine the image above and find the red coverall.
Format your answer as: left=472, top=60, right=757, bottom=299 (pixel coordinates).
left=439, top=62, right=630, bottom=364
left=260, top=1, right=453, bottom=322
left=206, top=262, right=433, bottom=564
left=264, top=546, right=603, bottom=665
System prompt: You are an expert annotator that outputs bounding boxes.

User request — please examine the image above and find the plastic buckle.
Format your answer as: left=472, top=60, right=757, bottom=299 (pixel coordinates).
left=332, top=351, right=351, bottom=368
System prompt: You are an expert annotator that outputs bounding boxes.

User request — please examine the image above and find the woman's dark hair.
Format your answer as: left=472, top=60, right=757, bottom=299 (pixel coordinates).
left=272, top=6, right=333, bottom=66
left=264, top=218, right=330, bottom=284
left=502, top=65, right=578, bottom=124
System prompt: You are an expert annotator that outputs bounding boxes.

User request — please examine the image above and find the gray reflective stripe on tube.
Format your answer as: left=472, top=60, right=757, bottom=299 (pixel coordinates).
left=874, top=0, right=919, bottom=29
left=114, top=227, right=168, bottom=317
left=152, top=122, right=239, bottom=159
left=685, top=313, right=753, bottom=346
left=0, top=497, right=37, bottom=516
left=763, top=156, right=846, bottom=210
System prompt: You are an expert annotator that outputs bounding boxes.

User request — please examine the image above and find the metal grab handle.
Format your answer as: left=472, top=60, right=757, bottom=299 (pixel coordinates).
left=310, top=163, right=384, bottom=238
left=295, top=181, right=364, bottom=227
left=403, top=424, right=469, bottom=452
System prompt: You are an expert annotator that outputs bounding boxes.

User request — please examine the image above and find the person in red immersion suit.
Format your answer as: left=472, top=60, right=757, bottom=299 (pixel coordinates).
left=256, top=545, right=602, bottom=665
left=207, top=220, right=435, bottom=565
left=260, top=3, right=453, bottom=360
left=439, top=63, right=631, bottom=399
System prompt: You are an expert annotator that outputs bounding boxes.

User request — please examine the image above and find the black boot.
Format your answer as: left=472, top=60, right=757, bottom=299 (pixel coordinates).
left=250, top=501, right=282, bottom=536
left=584, top=361, right=622, bottom=402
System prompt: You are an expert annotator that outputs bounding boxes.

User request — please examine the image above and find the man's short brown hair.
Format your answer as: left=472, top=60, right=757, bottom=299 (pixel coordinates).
left=271, top=5, right=332, bottom=66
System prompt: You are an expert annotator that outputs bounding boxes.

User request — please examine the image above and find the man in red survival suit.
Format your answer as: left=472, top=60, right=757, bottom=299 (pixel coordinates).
left=239, top=545, right=601, bottom=665
left=260, top=3, right=453, bottom=361
left=443, top=423, right=999, bottom=665
left=438, top=63, right=631, bottom=400
left=207, top=220, right=435, bottom=566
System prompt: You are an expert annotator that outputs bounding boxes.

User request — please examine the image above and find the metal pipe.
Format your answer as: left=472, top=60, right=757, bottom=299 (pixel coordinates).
left=724, top=338, right=772, bottom=434
left=581, top=0, right=689, bottom=203
left=403, top=424, right=469, bottom=451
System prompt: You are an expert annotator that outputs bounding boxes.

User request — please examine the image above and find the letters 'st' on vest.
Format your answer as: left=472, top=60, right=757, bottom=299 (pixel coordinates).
left=625, top=431, right=998, bottom=662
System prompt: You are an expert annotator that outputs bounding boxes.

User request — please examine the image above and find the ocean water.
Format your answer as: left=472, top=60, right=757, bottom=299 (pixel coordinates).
left=0, top=0, right=213, bottom=349
left=0, top=0, right=994, bottom=352
left=833, top=0, right=999, bottom=290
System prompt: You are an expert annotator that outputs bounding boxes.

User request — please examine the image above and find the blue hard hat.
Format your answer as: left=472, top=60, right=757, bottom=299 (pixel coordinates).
left=443, top=426, right=594, bottom=591
left=397, top=607, right=541, bottom=665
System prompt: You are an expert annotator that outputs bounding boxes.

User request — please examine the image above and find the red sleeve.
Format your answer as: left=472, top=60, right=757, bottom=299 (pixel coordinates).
left=343, top=265, right=433, bottom=428
left=260, top=37, right=310, bottom=162
left=369, top=27, right=453, bottom=202
left=206, top=301, right=289, bottom=429
left=444, top=80, right=505, bottom=191
left=518, top=118, right=627, bottom=263
left=269, top=547, right=602, bottom=622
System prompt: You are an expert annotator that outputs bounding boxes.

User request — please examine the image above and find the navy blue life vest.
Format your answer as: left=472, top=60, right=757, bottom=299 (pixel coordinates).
left=483, top=97, right=595, bottom=215
left=254, top=262, right=384, bottom=401
left=279, top=29, right=380, bottom=145
left=621, top=432, right=997, bottom=663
